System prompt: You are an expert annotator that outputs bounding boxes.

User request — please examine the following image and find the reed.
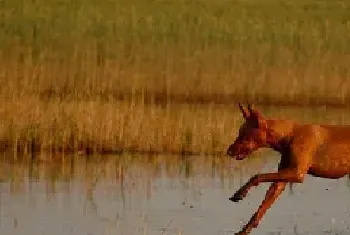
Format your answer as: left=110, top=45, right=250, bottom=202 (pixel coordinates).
left=0, top=96, right=348, bottom=158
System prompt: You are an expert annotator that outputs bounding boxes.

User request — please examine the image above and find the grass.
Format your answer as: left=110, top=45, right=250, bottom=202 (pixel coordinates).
left=0, top=97, right=235, bottom=157
left=0, top=0, right=350, bottom=156
left=1, top=0, right=350, bottom=105
left=0, top=96, right=349, bottom=158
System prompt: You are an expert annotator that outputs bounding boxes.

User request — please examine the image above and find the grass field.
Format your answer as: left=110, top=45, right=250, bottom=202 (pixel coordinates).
left=2, top=0, right=350, bottom=103
left=0, top=97, right=349, bottom=158
left=0, top=0, right=349, bottom=156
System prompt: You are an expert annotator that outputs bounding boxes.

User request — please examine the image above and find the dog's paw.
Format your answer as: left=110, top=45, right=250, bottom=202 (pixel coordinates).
left=229, top=194, right=243, bottom=202
left=229, top=189, right=248, bottom=202
left=234, top=231, right=248, bottom=235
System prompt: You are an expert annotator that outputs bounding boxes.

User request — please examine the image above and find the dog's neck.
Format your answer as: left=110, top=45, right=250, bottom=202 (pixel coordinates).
left=265, top=119, right=296, bottom=154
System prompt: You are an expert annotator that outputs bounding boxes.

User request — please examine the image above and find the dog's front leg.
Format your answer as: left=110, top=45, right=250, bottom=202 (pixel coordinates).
left=230, top=167, right=306, bottom=202
left=234, top=182, right=287, bottom=235
left=231, top=144, right=313, bottom=202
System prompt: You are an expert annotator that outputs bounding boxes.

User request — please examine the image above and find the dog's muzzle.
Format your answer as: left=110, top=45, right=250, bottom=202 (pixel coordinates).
left=227, top=149, right=234, bottom=156
left=227, top=146, right=249, bottom=160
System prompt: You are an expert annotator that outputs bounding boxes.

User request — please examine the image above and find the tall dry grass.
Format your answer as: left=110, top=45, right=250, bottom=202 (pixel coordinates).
left=0, top=0, right=350, bottom=156
left=0, top=96, right=349, bottom=158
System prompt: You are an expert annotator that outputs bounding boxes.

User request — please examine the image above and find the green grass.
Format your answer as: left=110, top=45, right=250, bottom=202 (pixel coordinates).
left=0, top=0, right=350, bottom=104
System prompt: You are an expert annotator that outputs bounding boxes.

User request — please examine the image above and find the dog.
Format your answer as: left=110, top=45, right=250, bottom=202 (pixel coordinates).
left=226, top=103, right=350, bottom=234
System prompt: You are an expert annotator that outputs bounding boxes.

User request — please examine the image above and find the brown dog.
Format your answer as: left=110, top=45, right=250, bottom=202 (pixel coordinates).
left=227, top=103, right=350, bottom=235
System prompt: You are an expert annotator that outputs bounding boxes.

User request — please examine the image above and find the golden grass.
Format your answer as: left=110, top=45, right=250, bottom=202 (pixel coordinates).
left=0, top=96, right=234, bottom=157
left=0, top=95, right=349, bottom=157
left=1, top=0, right=350, bottom=157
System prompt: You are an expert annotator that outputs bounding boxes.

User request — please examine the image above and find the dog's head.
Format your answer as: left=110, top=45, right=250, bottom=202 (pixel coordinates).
left=227, top=103, right=268, bottom=160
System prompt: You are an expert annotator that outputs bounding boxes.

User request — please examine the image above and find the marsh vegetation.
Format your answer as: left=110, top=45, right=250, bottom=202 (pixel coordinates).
left=0, top=0, right=349, bottom=155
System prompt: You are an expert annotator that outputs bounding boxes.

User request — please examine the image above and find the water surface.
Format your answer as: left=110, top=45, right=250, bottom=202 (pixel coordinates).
left=0, top=153, right=350, bottom=235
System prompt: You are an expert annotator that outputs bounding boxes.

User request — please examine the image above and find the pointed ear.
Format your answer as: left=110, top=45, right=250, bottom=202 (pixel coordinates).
left=238, top=103, right=250, bottom=119
left=248, top=104, right=267, bottom=129
left=247, top=104, right=262, bottom=118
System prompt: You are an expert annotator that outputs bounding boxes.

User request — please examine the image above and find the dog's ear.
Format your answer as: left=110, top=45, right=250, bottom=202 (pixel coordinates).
left=247, top=104, right=261, bottom=117
left=238, top=103, right=250, bottom=119
left=248, top=104, right=267, bottom=129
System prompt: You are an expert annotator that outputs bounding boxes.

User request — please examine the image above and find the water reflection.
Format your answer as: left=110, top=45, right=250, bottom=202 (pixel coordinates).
left=0, top=153, right=350, bottom=235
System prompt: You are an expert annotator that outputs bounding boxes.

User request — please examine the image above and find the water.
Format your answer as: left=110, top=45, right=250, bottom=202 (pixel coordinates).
left=0, top=153, right=350, bottom=235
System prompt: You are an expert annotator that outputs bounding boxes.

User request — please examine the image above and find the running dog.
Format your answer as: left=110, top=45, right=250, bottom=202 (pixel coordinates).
left=227, top=103, right=350, bottom=234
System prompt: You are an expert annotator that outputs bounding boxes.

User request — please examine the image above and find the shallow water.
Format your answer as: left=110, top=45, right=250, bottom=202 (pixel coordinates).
left=0, top=153, right=350, bottom=235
